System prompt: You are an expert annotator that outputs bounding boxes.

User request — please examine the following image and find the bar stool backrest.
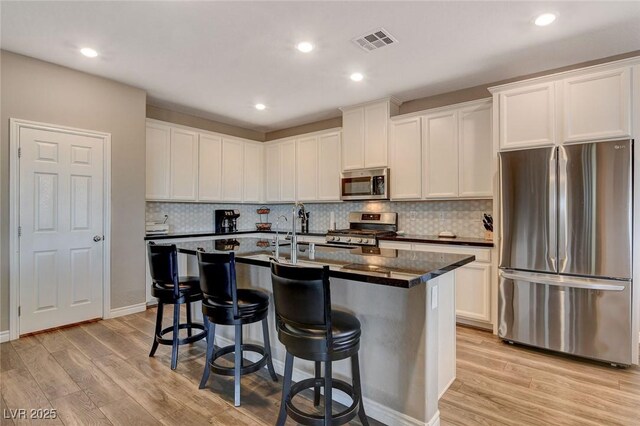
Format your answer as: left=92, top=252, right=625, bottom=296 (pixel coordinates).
left=270, top=261, right=332, bottom=344
left=197, top=251, right=239, bottom=316
left=147, top=242, right=180, bottom=297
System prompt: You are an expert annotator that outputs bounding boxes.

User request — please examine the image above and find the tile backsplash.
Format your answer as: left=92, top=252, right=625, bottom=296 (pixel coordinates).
left=146, top=199, right=493, bottom=238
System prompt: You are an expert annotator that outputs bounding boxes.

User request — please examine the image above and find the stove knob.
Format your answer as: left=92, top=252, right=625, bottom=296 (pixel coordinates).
left=345, top=238, right=352, bottom=243
left=362, top=239, right=369, bottom=245
left=357, top=238, right=363, bottom=243
left=328, top=236, right=334, bottom=241
left=334, top=237, right=341, bottom=242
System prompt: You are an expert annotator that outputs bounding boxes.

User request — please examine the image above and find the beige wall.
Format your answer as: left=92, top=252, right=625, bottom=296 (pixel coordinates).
left=1, top=51, right=147, bottom=331
left=147, top=104, right=264, bottom=142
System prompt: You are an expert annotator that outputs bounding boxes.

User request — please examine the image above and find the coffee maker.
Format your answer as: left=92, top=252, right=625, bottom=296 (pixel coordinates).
left=214, top=209, right=240, bottom=234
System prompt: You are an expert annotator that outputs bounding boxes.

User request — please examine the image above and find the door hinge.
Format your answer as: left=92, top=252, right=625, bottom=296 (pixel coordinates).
left=18, top=147, right=21, bottom=158
left=18, top=306, right=21, bottom=317
left=18, top=226, right=22, bottom=237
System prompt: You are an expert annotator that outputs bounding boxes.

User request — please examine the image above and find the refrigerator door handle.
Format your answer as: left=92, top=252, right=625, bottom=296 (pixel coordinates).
left=500, top=270, right=627, bottom=291
left=557, top=146, right=568, bottom=270
left=548, top=148, right=558, bottom=272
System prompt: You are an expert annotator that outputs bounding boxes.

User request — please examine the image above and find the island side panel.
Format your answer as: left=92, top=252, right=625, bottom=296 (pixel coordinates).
left=438, top=271, right=456, bottom=398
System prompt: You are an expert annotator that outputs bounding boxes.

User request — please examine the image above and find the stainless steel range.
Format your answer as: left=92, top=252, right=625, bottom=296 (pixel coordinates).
left=326, top=212, right=397, bottom=246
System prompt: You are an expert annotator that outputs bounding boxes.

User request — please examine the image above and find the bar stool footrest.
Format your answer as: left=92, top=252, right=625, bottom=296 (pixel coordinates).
left=209, top=343, right=269, bottom=376
left=286, top=378, right=360, bottom=426
left=157, top=323, right=206, bottom=346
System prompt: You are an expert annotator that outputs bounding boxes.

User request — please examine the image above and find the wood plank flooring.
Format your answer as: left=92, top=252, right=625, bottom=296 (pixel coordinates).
left=1, top=307, right=639, bottom=425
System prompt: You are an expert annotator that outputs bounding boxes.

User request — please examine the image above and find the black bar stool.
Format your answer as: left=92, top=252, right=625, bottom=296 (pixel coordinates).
left=270, top=260, right=369, bottom=426
left=197, top=251, right=278, bottom=406
left=147, top=242, right=207, bottom=370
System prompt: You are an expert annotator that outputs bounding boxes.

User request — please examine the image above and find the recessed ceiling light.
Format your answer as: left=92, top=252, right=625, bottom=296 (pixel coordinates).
left=255, top=103, right=266, bottom=110
left=350, top=72, right=364, bottom=82
left=297, top=42, right=314, bottom=53
left=534, top=13, right=556, bottom=26
left=80, top=47, right=98, bottom=58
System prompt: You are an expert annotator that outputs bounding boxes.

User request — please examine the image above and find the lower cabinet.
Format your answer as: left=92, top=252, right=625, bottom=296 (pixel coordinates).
left=380, top=240, right=493, bottom=327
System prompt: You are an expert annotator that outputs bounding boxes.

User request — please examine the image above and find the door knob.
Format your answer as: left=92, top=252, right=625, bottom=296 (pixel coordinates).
left=93, top=235, right=103, bottom=242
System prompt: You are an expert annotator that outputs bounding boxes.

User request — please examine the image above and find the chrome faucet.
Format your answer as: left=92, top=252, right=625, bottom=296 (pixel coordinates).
left=274, top=215, right=288, bottom=259
left=291, top=202, right=306, bottom=264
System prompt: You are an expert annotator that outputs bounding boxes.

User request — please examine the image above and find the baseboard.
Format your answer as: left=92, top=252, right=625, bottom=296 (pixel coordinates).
left=109, top=302, right=147, bottom=318
left=0, top=330, right=10, bottom=343
left=215, top=335, right=428, bottom=426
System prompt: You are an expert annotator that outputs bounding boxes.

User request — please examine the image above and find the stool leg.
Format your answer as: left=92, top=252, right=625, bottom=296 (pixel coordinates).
left=170, top=303, right=180, bottom=370
left=186, top=301, right=193, bottom=338
left=234, top=324, right=242, bottom=406
left=324, top=361, right=332, bottom=426
left=261, top=318, right=278, bottom=382
left=313, top=361, right=321, bottom=406
left=277, top=351, right=294, bottom=426
left=351, top=353, right=369, bottom=426
left=199, top=318, right=215, bottom=389
left=149, top=302, right=163, bottom=357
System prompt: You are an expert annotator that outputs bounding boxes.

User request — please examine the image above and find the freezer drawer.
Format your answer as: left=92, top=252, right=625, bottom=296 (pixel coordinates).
left=498, top=271, right=632, bottom=365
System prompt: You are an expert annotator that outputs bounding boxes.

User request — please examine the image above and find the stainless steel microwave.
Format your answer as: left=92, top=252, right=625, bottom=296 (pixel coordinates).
left=341, top=168, right=389, bottom=200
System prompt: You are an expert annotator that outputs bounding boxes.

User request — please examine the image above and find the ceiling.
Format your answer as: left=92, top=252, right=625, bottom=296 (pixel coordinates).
left=2, top=1, right=640, bottom=132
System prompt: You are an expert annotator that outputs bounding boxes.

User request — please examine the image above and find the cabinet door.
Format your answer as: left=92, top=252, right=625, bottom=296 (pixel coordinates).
left=264, top=143, right=281, bottom=202
left=390, top=116, right=422, bottom=199
left=364, top=102, right=389, bottom=167
left=423, top=111, right=458, bottom=198
left=318, top=132, right=342, bottom=201
left=145, top=122, right=171, bottom=200
left=221, top=138, right=243, bottom=202
left=342, top=108, right=365, bottom=170
left=280, top=140, right=296, bottom=201
left=170, top=128, right=198, bottom=200
left=563, top=68, right=631, bottom=143
left=243, top=142, right=263, bottom=203
left=455, top=262, right=491, bottom=323
left=458, top=103, right=493, bottom=197
left=198, top=134, right=222, bottom=201
left=296, top=136, right=318, bottom=201
left=499, top=82, right=555, bottom=150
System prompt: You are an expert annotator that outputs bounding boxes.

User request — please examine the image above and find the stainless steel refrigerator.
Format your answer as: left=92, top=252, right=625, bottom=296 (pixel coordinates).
left=498, top=139, right=634, bottom=365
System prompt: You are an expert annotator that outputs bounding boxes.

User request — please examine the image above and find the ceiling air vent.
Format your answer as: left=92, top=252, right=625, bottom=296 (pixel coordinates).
left=353, top=28, right=398, bottom=52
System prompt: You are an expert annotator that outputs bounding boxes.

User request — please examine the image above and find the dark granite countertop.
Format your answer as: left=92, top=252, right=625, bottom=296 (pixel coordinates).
left=144, top=229, right=327, bottom=241
left=173, top=237, right=475, bottom=288
left=379, top=234, right=494, bottom=248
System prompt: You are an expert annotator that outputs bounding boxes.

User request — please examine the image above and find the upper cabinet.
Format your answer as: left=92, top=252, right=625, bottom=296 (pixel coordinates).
left=563, top=68, right=631, bottom=143
left=317, top=132, right=342, bottom=201
left=221, top=138, right=244, bottom=202
left=498, top=82, right=556, bottom=150
left=145, top=122, right=171, bottom=200
left=280, top=140, right=297, bottom=202
left=492, top=63, right=634, bottom=151
left=243, top=142, right=263, bottom=203
left=198, top=133, right=223, bottom=202
left=169, top=128, right=199, bottom=201
left=389, top=99, right=493, bottom=200
left=296, top=135, right=319, bottom=201
left=264, top=143, right=281, bottom=202
left=340, top=98, right=399, bottom=170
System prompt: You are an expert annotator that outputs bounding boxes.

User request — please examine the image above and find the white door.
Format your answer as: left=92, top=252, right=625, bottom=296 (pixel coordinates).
left=145, top=122, right=171, bottom=200
left=341, top=108, right=365, bottom=170
left=458, top=102, right=493, bottom=197
left=198, top=133, right=223, bottom=201
left=264, top=143, right=281, bottom=202
left=19, top=127, right=104, bottom=334
left=390, top=116, right=422, bottom=199
left=317, top=132, right=341, bottom=201
left=296, top=136, right=319, bottom=201
left=221, top=138, right=244, bottom=201
left=280, top=140, right=296, bottom=202
left=243, top=142, right=263, bottom=203
left=364, top=101, right=389, bottom=167
left=423, top=111, right=459, bottom=198
left=169, top=128, right=198, bottom=200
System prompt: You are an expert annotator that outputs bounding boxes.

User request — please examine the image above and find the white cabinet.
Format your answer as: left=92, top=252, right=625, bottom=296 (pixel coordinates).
left=458, top=102, right=493, bottom=197
left=198, top=134, right=222, bottom=201
left=169, top=128, right=198, bottom=201
left=423, top=111, right=459, bottom=198
left=364, top=101, right=390, bottom=168
left=145, top=122, right=171, bottom=200
left=389, top=116, right=422, bottom=199
left=498, top=82, right=556, bottom=150
left=341, top=108, right=365, bottom=170
left=317, top=132, right=341, bottom=201
left=243, top=142, right=263, bottom=203
left=454, top=262, right=491, bottom=323
left=221, top=138, right=243, bottom=202
left=341, top=99, right=399, bottom=170
left=280, top=140, right=297, bottom=202
left=296, top=136, right=319, bottom=201
left=264, top=143, right=281, bottom=202
left=563, top=68, right=631, bottom=143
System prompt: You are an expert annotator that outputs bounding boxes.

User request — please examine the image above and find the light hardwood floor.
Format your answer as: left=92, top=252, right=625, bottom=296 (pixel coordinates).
left=1, top=307, right=639, bottom=425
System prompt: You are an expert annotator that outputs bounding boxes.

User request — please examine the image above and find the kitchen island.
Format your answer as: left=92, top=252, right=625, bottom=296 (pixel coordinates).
left=172, top=237, right=475, bottom=426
